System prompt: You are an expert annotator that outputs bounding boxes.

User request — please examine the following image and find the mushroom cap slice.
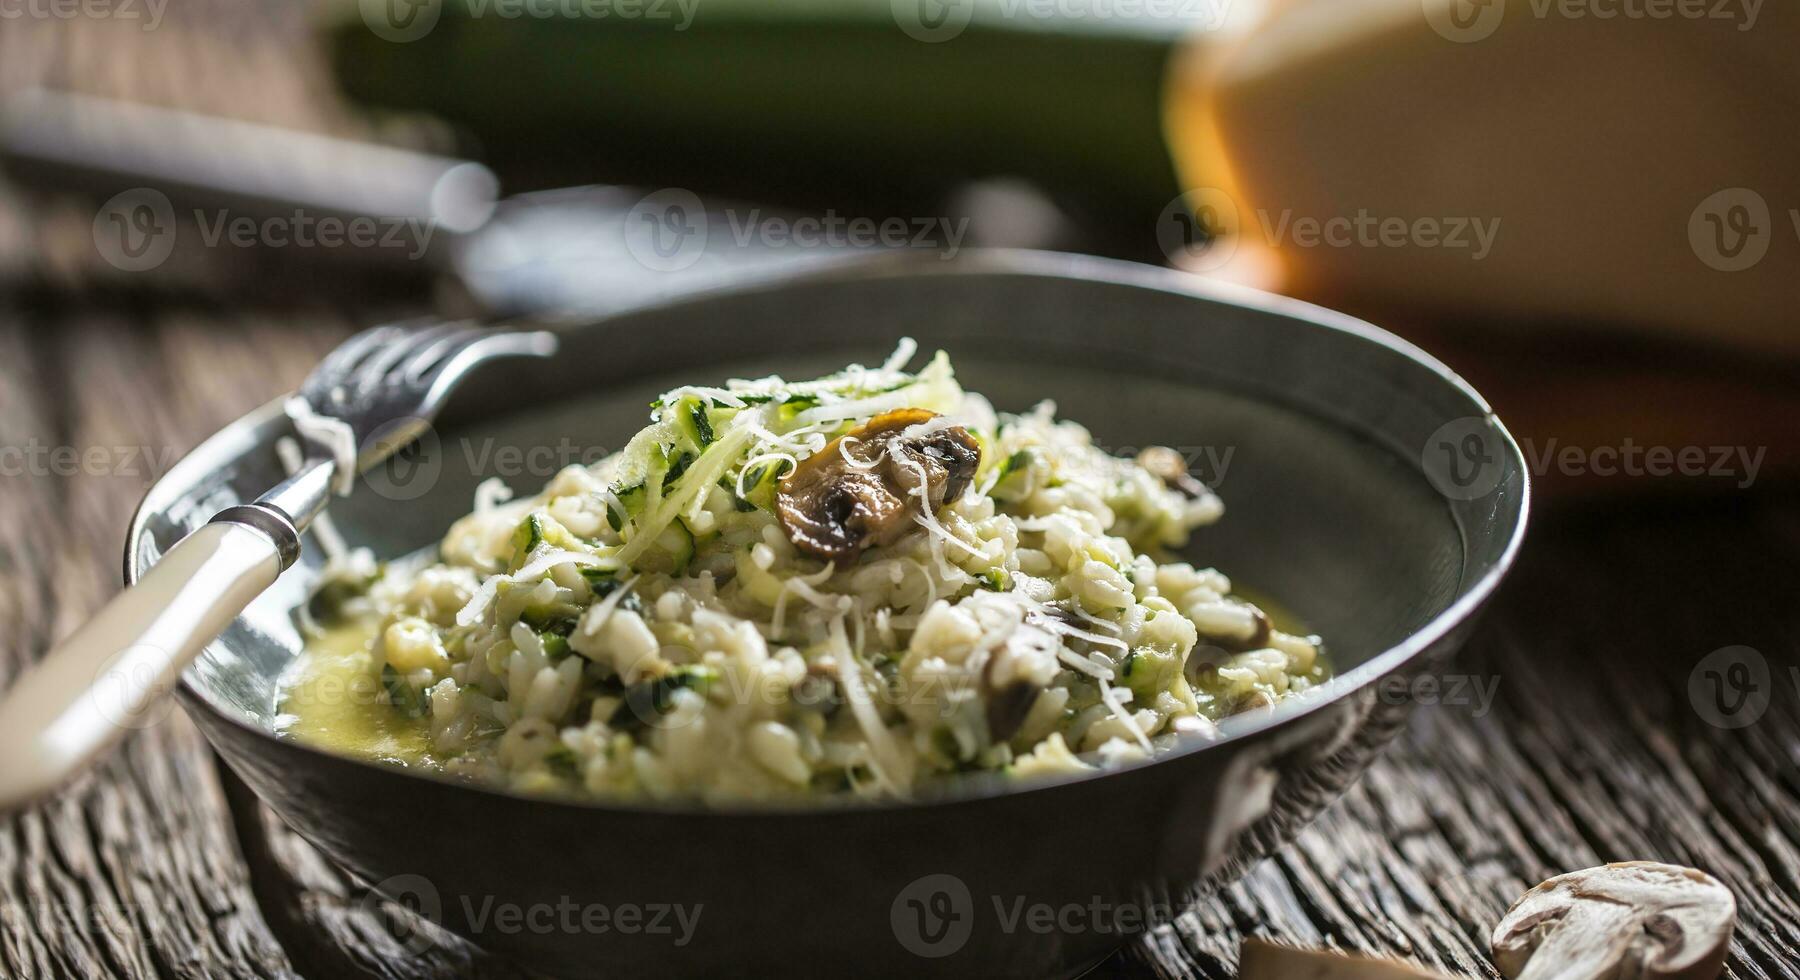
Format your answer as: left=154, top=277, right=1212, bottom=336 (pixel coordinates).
left=776, top=408, right=980, bottom=564
left=1491, top=861, right=1736, bottom=980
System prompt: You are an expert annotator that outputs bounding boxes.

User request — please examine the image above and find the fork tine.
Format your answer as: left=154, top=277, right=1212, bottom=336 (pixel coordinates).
left=348, top=322, right=464, bottom=393
left=290, top=322, right=557, bottom=465
left=399, top=325, right=488, bottom=381
left=306, top=324, right=405, bottom=390
left=412, top=329, right=559, bottom=393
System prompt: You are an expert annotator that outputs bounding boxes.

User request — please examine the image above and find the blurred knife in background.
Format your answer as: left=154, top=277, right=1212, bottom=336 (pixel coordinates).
left=0, top=89, right=1024, bottom=319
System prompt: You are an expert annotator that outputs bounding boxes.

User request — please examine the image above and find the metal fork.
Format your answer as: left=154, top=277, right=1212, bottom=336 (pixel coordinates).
left=0, top=322, right=557, bottom=811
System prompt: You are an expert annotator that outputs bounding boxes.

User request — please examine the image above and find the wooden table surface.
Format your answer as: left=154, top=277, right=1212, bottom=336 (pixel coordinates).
left=3, top=8, right=1800, bottom=980
left=2, top=303, right=1797, bottom=980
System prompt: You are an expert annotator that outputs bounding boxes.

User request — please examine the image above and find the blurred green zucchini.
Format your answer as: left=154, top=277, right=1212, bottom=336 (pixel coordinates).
left=324, top=0, right=1197, bottom=241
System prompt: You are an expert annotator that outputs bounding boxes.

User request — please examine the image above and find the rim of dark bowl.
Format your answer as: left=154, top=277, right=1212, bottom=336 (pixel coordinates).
left=125, top=248, right=1531, bottom=817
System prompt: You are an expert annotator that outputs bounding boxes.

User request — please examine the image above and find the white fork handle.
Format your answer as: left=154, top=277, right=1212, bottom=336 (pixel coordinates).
left=0, top=522, right=282, bottom=812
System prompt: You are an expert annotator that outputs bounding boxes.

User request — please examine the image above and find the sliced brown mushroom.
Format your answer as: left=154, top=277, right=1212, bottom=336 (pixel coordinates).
left=1238, top=939, right=1454, bottom=980
left=1491, top=862, right=1736, bottom=980
left=776, top=408, right=980, bottom=564
left=984, top=680, right=1040, bottom=743
left=1191, top=601, right=1272, bottom=655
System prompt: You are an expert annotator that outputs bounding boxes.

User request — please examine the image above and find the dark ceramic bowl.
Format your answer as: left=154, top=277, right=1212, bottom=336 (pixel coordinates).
left=126, top=251, right=1528, bottom=979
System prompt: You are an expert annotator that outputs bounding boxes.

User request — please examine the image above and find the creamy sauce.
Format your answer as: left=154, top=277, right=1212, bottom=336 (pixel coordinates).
left=277, top=620, right=438, bottom=768
left=1231, top=585, right=1310, bottom=638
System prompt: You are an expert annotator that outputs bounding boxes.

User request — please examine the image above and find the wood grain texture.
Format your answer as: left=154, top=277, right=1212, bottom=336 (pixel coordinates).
left=0, top=307, right=331, bottom=980
left=0, top=306, right=1796, bottom=980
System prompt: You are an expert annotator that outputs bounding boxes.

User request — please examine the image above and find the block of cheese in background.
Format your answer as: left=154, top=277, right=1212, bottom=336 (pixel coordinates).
left=1169, top=0, right=1800, bottom=355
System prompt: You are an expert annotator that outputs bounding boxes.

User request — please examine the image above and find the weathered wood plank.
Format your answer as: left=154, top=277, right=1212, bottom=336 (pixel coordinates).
left=0, top=308, right=327, bottom=980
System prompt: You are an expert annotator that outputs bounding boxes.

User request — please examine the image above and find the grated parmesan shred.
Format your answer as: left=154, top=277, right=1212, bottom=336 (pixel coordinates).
left=1098, top=678, right=1154, bottom=754
left=284, top=396, right=358, bottom=496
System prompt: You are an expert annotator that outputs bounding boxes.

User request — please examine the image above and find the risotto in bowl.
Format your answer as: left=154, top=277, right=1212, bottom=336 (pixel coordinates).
left=281, top=343, right=1328, bottom=804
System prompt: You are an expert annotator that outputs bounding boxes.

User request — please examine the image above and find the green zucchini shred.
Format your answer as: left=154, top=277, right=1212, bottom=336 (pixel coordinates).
left=606, top=483, right=647, bottom=533
left=609, top=666, right=721, bottom=731
left=543, top=745, right=581, bottom=779
left=510, top=514, right=545, bottom=566
left=996, top=448, right=1033, bottom=482
left=381, top=663, right=431, bottom=719
left=688, top=401, right=715, bottom=446
left=580, top=566, right=621, bottom=597
left=661, top=445, right=698, bottom=487
left=720, top=476, right=758, bottom=512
